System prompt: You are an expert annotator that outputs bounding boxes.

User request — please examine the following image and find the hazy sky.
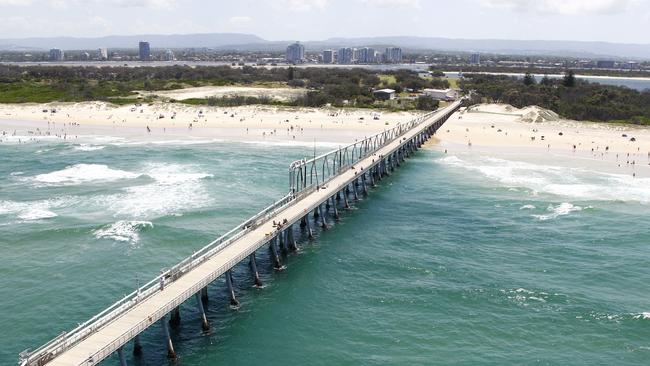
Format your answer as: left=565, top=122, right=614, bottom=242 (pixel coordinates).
left=0, top=0, right=649, bottom=43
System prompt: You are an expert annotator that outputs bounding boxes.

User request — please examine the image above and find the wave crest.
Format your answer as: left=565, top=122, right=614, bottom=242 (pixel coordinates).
left=94, top=220, right=153, bottom=243
left=33, top=164, right=140, bottom=185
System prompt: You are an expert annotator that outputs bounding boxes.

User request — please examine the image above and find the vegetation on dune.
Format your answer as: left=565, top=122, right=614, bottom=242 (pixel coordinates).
left=461, top=72, right=650, bottom=125
left=0, top=65, right=452, bottom=111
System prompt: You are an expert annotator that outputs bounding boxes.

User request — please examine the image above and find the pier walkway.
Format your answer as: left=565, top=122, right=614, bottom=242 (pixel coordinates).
left=20, top=100, right=462, bottom=366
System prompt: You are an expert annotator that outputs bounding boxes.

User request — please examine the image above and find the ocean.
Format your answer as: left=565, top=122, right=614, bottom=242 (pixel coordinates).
left=1, top=136, right=649, bottom=365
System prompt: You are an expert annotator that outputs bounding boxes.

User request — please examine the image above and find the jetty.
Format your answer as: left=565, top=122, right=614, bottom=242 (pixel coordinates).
left=19, top=100, right=462, bottom=366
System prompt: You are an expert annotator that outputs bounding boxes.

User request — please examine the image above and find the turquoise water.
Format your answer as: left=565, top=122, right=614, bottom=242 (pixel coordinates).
left=1, top=137, right=649, bottom=365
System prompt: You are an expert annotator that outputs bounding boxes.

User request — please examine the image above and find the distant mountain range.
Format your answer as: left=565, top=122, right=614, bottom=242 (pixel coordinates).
left=1, top=33, right=649, bottom=60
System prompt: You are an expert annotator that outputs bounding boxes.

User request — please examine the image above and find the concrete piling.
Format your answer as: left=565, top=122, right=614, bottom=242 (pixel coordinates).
left=118, top=346, right=127, bottom=366
left=249, top=253, right=263, bottom=287
left=270, top=237, right=283, bottom=269
left=132, top=335, right=142, bottom=356
left=331, top=196, right=339, bottom=220
left=195, top=293, right=210, bottom=331
left=287, top=225, right=298, bottom=251
left=318, top=204, right=327, bottom=228
left=200, top=286, right=208, bottom=304
left=226, top=270, right=240, bottom=308
left=161, top=315, right=176, bottom=359
left=169, top=306, right=181, bottom=328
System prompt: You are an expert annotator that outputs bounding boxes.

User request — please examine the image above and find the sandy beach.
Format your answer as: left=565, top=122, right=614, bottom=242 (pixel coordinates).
left=4, top=101, right=650, bottom=178
left=0, top=102, right=418, bottom=145
left=139, top=86, right=308, bottom=101
left=431, top=103, right=650, bottom=178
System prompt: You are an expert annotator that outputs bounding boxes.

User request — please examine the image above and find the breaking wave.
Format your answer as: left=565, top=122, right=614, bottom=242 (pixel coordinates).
left=32, top=164, right=140, bottom=185
left=533, top=203, right=585, bottom=221
left=94, top=220, right=153, bottom=243
left=437, top=155, right=650, bottom=203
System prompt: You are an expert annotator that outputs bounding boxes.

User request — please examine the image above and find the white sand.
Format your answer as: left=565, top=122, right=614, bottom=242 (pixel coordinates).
left=0, top=102, right=418, bottom=145
left=139, top=86, right=307, bottom=101
left=432, top=103, right=650, bottom=177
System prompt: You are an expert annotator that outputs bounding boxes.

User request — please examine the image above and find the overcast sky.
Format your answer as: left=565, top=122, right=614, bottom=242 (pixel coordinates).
left=0, top=0, right=648, bottom=43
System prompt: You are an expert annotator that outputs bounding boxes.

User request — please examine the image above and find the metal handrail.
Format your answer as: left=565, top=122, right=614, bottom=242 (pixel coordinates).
left=289, top=101, right=462, bottom=194
left=19, top=190, right=306, bottom=366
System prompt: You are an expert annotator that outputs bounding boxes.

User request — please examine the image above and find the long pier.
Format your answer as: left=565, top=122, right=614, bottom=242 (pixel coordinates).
left=19, top=100, right=462, bottom=366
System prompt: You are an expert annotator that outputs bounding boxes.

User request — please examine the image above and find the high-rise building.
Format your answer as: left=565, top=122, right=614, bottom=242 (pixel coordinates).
left=470, top=53, right=480, bottom=65
left=163, top=49, right=175, bottom=61
left=323, top=50, right=334, bottom=64
left=357, top=47, right=377, bottom=64
left=98, top=48, right=108, bottom=60
left=286, top=42, right=305, bottom=63
left=337, top=47, right=354, bottom=64
left=596, top=60, right=615, bottom=69
left=384, top=47, right=403, bottom=63
left=139, top=41, right=151, bottom=61
left=49, top=48, right=64, bottom=61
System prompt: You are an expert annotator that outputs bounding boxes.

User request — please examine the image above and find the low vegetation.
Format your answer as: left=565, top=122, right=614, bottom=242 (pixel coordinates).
left=461, top=72, right=650, bottom=125
left=0, top=65, right=450, bottom=111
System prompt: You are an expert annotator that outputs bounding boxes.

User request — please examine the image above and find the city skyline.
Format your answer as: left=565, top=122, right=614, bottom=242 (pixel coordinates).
left=0, top=0, right=648, bottom=44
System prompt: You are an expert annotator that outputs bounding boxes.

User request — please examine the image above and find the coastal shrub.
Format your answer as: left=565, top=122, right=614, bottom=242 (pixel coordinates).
left=462, top=73, right=650, bottom=124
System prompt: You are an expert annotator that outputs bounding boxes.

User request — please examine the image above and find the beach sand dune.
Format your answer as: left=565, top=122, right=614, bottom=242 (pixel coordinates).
left=139, top=86, right=308, bottom=101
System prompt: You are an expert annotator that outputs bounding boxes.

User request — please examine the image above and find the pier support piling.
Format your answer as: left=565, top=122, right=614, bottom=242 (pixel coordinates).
left=226, top=270, right=240, bottom=308
left=118, top=346, right=127, bottom=366
left=279, top=230, right=287, bottom=254
left=352, top=181, right=359, bottom=201
left=200, top=286, right=209, bottom=304
left=318, top=204, right=328, bottom=228
left=133, top=335, right=142, bottom=357
left=331, top=196, right=339, bottom=220
left=161, top=315, right=176, bottom=359
left=270, top=237, right=283, bottom=269
left=362, top=174, right=368, bottom=196
left=304, top=215, right=314, bottom=239
left=195, top=293, right=210, bottom=331
left=249, top=253, right=263, bottom=287
left=169, top=306, right=181, bottom=328
left=287, top=225, right=298, bottom=251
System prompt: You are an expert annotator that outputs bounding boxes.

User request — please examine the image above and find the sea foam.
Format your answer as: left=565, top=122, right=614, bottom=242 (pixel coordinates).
left=73, top=144, right=106, bottom=151
left=437, top=154, right=650, bottom=203
left=32, top=164, right=140, bottom=185
left=533, top=203, right=583, bottom=221
left=99, top=163, right=215, bottom=218
left=0, top=198, right=73, bottom=222
left=94, top=220, right=153, bottom=243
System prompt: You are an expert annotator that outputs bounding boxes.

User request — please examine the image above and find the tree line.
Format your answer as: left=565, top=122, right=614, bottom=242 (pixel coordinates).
left=0, top=65, right=448, bottom=111
left=461, top=72, right=650, bottom=125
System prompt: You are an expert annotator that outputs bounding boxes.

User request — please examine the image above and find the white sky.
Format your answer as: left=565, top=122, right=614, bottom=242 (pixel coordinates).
left=0, top=0, right=648, bottom=43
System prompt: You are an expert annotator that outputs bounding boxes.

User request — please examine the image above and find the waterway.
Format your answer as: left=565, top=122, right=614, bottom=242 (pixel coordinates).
left=1, top=136, right=649, bottom=365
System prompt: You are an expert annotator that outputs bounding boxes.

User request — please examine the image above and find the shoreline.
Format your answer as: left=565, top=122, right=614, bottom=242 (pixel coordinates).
left=428, top=104, right=650, bottom=178
left=0, top=102, right=419, bottom=146
left=5, top=101, right=650, bottom=178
